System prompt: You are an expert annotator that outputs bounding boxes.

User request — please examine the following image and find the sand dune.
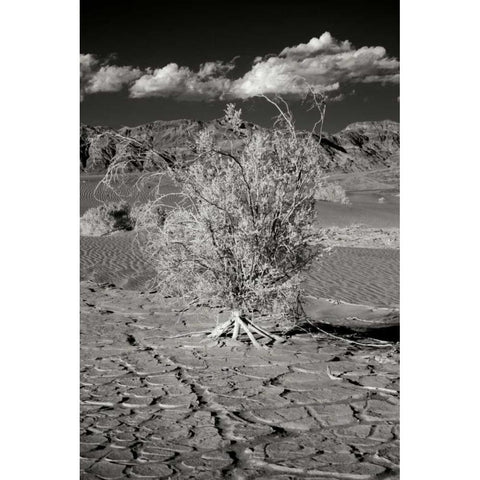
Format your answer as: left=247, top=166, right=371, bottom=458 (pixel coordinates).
left=323, top=226, right=399, bottom=249
left=80, top=232, right=156, bottom=290
left=314, top=190, right=399, bottom=228
left=305, top=248, right=399, bottom=307
left=327, top=166, right=400, bottom=193
left=80, top=175, right=179, bottom=214
left=80, top=174, right=399, bottom=306
left=81, top=232, right=399, bottom=308
left=80, top=176, right=126, bottom=213
left=81, top=174, right=399, bottom=227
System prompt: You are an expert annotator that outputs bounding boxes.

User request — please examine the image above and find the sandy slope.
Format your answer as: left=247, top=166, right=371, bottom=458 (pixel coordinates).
left=81, top=231, right=399, bottom=309
left=314, top=191, right=399, bottom=228
left=81, top=173, right=399, bottom=226
left=80, top=173, right=399, bottom=303
left=327, top=166, right=399, bottom=194
left=323, top=226, right=399, bottom=249
left=305, top=248, right=399, bottom=308
left=80, top=232, right=156, bottom=290
left=80, top=174, right=179, bottom=215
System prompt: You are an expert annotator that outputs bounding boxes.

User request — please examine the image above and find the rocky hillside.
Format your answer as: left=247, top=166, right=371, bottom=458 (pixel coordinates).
left=80, top=119, right=399, bottom=174
left=319, top=121, right=399, bottom=172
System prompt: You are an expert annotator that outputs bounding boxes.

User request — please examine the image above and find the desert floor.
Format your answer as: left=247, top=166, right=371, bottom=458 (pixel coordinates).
left=80, top=172, right=400, bottom=479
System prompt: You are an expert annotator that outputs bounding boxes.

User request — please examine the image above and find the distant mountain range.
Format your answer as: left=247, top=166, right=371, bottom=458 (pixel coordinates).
left=80, top=119, right=399, bottom=174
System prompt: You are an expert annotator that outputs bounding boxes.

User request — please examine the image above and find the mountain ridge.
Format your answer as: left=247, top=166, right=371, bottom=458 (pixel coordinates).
left=80, top=119, right=399, bottom=174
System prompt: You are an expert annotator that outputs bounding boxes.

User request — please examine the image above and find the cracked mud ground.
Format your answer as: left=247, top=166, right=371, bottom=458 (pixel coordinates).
left=81, top=282, right=399, bottom=479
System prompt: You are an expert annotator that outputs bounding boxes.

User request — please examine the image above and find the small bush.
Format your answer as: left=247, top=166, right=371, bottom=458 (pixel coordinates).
left=315, top=181, right=350, bottom=205
left=80, top=201, right=134, bottom=236
left=131, top=203, right=166, bottom=230
left=101, top=95, right=333, bottom=345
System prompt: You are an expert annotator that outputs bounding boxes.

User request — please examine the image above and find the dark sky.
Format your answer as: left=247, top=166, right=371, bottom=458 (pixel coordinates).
left=80, top=0, right=399, bottom=133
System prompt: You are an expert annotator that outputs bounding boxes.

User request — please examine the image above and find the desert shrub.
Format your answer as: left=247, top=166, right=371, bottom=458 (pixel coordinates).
left=131, top=202, right=166, bottom=229
left=315, top=181, right=350, bottom=205
left=102, top=95, right=331, bottom=345
left=80, top=201, right=134, bottom=236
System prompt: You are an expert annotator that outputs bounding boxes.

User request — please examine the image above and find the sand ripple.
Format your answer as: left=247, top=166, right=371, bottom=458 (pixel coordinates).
left=304, top=247, right=399, bottom=307
left=81, top=233, right=399, bottom=307
left=80, top=232, right=156, bottom=290
left=81, top=176, right=399, bottom=228
left=80, top=175, right=178, bottom=214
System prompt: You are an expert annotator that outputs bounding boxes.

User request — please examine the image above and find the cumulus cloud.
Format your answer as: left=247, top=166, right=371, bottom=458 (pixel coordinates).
left=80, top=54, right=98, bottom=100
left=80, top=53, right=98, bottom=75
left=80, top=54, right=142, bottom=100
left=230, top=33, right=399, bottom=99
left=198, top=60, right=235, bottom=78
left=86, top=65, right=142, bottom=93
left=279, top=31, right=352, bottom=58
left=129, top=61, right=234, bottom=100
left=80, top=33, right=399, bottom=101
left=229, top=57, right=342, bottom=98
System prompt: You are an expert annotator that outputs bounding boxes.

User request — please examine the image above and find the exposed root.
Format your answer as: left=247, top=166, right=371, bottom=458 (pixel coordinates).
left=158, top=330, right=212, bottom=339
left=247, top=321, right=284, bottom=343
left=327, top=366, right=399, bottom=396
left=208, top=310, right=282, bottom=349
left=237, top=316, right=263, bottom=349
left=208, top=318, right=234, bottom=339
left=231, top=317, right=240, bottom=340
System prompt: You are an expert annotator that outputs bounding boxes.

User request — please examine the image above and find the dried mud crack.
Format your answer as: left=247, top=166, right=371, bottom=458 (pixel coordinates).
left=81, top=281, right=399, bottom=479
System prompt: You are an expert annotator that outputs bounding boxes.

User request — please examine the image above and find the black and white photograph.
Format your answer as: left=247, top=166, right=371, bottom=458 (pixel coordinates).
left=5, top=1, right=480, bottom=479
left=79, top=1, right=400, bottom=478
left=6, top=1, right=480, bottom=478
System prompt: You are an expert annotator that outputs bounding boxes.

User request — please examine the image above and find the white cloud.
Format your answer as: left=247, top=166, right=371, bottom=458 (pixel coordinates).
left=80, top=54, right=142, bottom=100
left=80, top=53, right=98, bottom=75
left=129, top=63, right=189, bottom=98
left=85, top=65, right=142, bottom=94
left=198, top=60, right=235, bottom=78
left=230, top=33, right=399, bottom=99
left=279, top=32, right=352, bottom=58
left=81, top=34, right=399, bottom=102
left=129, top=62, right=233, bottom=100
left=80, top=54, right=98, bottom=100
left=229, top=55, right=342, bottom=98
